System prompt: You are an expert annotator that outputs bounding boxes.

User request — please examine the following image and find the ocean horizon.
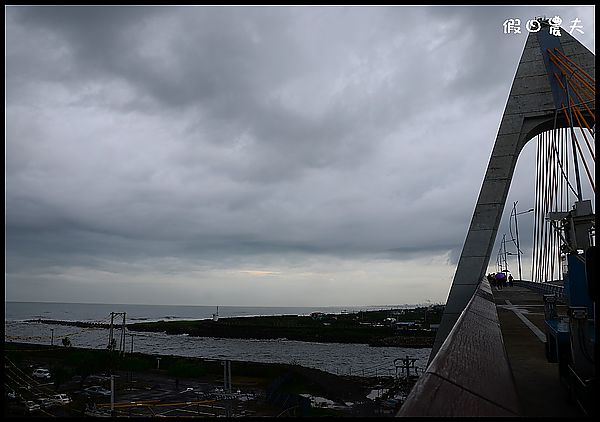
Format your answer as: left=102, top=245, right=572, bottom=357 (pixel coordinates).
left=4, top=301, right=426, bottom=324
left=5, top=299, right=427, bottom=308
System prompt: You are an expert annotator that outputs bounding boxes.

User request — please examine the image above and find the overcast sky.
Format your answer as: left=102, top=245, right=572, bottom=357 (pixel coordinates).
left=5, top=5, right=595, bottom=307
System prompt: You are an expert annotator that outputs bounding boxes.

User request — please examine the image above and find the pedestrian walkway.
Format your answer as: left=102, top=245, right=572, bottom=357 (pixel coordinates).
left=492, top=284, right=583, bottom=417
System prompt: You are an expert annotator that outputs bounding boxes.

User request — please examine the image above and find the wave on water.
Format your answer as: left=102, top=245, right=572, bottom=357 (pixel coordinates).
left=5, top=318, right=432, bottom=377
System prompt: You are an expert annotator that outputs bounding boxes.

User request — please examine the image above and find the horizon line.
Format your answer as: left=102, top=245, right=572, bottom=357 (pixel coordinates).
left=4, top=300, right=444, bottom=308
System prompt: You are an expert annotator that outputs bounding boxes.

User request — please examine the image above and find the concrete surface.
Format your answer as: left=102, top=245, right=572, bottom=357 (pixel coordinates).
left=492, top=284, right=584, bottom=417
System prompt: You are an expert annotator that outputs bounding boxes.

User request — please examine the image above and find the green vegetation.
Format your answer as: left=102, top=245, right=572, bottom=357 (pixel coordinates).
left=127, top=306, right=444, bottom=347
left=28, top=306, right=444, bottom=347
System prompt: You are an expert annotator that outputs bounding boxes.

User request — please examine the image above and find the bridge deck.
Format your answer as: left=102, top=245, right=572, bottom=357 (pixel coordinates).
left=493, top=283, right=583, bottom=417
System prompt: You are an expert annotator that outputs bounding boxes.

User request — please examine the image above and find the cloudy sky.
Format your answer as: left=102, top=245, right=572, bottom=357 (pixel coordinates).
left=5, top=5, right=595, bottom=307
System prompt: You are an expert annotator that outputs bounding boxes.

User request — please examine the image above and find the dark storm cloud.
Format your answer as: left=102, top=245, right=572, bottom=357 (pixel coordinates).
left=5, top=5, right=595, bottom=304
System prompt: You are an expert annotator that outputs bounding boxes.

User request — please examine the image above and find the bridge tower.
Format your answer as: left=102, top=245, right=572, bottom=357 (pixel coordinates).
left=431, top=21, right=595, bottom=362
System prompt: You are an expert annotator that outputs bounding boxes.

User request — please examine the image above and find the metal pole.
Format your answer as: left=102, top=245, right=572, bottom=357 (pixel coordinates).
left=110, top=375, right=115, bottom=415
left=121, top=313, right=126, bottom=355
left=514, top=206, right=533, bottom=281
left=501, top=234, right=508, bottom=272
left=130, top=334, right=134, bottom=354
left=514, top=202, right=523, bottom=281
left=228, top=361, right=232, bottom=393
left=50, top=329, right=54, bottom=346
left=497, top=249, right=501, bottom=272
left=504, top=235, right=509, bottom=272
left=109, top=313, right=114, bottom=350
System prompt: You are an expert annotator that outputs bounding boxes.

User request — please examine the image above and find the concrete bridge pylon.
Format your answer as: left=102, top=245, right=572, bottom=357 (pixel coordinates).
left=430, top=24, right=595, bottom=363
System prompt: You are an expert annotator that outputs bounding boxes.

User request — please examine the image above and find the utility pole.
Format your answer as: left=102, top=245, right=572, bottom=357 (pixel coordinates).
left=221, top=360, right=232, bottom=392
left=109, top=312, right=115, bottom=350
left=512, top=201, right=534, bottom=281
left=128, top=334, right=134, bottom=384
left=110, top=375, right=115, bottom=416
left=121, top=312, right=127, bottom=356
left=108, top=312, right=127, bottom=353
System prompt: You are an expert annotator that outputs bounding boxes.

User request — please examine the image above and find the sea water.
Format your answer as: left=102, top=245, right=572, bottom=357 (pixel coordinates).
left=4, top=301, right=431, bottom=377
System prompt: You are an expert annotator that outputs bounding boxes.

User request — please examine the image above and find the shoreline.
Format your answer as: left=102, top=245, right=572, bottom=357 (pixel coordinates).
left=22, top=309, right=438, bottom=348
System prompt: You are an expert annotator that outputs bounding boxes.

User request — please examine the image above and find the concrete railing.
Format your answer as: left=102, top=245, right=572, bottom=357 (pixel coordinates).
left=514, top=280, right=566, bottom=301
left=397, top=278, right=521, bottom=416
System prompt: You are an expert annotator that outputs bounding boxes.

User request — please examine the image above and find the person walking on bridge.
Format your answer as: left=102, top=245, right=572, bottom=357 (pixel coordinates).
left=508, top=274, right=514, bottom=287
left=495, top=272, right=505, bottom=290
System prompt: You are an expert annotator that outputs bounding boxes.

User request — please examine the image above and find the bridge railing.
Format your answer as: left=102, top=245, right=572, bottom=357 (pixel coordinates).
left=514, top=280, right=566, bottom=301
left=397, top=278, right=521, bottom=416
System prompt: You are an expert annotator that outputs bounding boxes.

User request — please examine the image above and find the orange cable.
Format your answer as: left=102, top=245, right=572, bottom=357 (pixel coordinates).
left=553, top=48, right=596, bottom=84
left=548, top=51, right=596, bottom=97
left=562, top=106, right=596, bottom=192
left=567, top=73, right=597, bottom=109
left=552, top=71, right=595, bottom=124
left=569, top=81, right=596, bottom=122
left=548, top=49, right=596, bottom=94
left=570, top=99, right=596, bottom=161
left=552, top=73, right=595, bottom=148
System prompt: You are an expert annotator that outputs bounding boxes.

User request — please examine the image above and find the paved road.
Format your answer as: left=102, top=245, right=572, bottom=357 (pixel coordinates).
left=492, top=284, right=583, bottom=417
left=90, top=371, right=259, bottom=417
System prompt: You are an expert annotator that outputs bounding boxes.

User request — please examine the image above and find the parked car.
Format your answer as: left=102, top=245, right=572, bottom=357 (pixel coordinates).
left=32, top=368, right=51, bottom=379
left=87, top=374, right=111, bottom=382
left=52, top=393, right=71, bottom=405
left=23, top=400, right=40, bottom=412
left=37, top=397, right=55, bottom=408
left=82, top=386, right=111, bottom=397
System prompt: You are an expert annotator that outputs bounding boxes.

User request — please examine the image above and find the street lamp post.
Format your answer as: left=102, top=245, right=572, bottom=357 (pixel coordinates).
left=501, top=234, right=509, bottom=272
left=512, top=201, right=534, bottom=282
